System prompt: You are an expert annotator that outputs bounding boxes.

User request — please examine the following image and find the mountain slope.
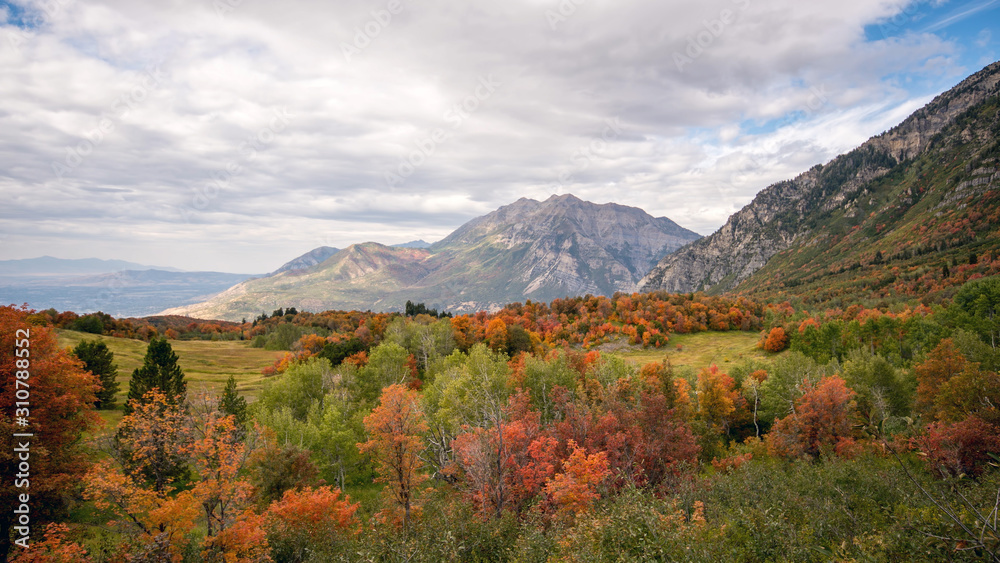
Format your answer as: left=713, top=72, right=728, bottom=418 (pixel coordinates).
left=162, top=195, right=700, bottom=320
left=270, top=246, right=339, bottom=275
left=736, top=81, right=1000, bottom=306
left=639, top=61, right=1000, bottom=296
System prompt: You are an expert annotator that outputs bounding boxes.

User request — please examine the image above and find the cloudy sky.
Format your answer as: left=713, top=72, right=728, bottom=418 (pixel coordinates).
left=0, top=0, right=997, bottom=273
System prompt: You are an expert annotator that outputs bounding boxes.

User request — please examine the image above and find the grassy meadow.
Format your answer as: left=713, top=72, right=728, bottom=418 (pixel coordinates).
left=617, top=330, right=771, bottom=371
left=56, top=329, right=285, bottom=405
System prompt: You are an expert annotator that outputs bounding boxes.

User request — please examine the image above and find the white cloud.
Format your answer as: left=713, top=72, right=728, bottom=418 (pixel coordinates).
left=0, top=0, right=977, bottom=271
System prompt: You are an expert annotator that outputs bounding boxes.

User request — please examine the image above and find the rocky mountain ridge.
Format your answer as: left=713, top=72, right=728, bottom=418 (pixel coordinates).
left=639, top=61, right=1000, bottom=294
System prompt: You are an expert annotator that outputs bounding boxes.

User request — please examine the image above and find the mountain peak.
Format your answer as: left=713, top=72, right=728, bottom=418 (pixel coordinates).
left=544, top=193, right=583, bottom=203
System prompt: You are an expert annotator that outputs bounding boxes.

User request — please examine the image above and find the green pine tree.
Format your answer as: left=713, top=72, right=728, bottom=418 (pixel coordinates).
left=218, top=375, right=248, bottom=427
left=72, top=340, right=119, bottom=409
left=125, top=337, right=186, bottom=413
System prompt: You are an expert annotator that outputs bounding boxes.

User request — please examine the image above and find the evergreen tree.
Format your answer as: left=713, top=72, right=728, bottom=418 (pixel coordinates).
left=72, top=340, right=119, bottom=409
left=219, top=375, right=248, bottom=427
left=126, top=337, right=186, bottom=413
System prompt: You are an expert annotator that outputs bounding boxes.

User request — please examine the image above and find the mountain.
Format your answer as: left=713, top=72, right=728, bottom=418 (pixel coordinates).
left=0, top=270, right=253, bottom=317
left=392, top=240, right=433, bottom=249
left=640, top=61, right=1000, bottom=304
left=0, top=256, right=181, bottom=279
left=270, top=246, right=340, bottom=275
left=161, top=194, right=701, bottom=320
left=420, top=194, right=699, bottom=306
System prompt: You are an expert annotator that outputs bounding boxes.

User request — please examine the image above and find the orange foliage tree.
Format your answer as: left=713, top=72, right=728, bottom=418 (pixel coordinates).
left=190, top=413, right=262, bottom=561
left=542, top=441, right=610, bottom=523
left=761, top=327, right=790, bottom=353
left=913, top=338, right=969, bottom=417
left=485, top=318, right=508, bottom=353
left=767, top=376, right=858, bottom=459
left=0, top=306, right=100, bottom=558
left=85, top=390, right=199, bottom=561
left=264, top=486, right=359, bottom=562
left=358, top=384, right=428, bottom=526
left=696, top=365, right=742, bottom=434
left=8, top=523, right=92, bottom=563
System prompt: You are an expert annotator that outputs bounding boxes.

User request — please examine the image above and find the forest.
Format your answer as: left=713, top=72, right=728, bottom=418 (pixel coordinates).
left=2, top=277, right=1000, bottom=562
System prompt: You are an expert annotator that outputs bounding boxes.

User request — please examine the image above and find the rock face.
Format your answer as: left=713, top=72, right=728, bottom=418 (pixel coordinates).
left=639, top=61, right=1000, bottom=294
left=428, top=194, right=700, bottom=300
left=161, top=194, right=700, bottom=320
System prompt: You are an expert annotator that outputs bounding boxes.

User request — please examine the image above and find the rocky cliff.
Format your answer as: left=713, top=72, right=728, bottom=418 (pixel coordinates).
left=639, top=61, right=1000, bottom=294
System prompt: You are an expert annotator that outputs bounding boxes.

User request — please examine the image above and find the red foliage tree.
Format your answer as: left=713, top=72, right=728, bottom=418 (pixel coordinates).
left=0, top=306, right=100, bottom=558
left=8, top=523, right=92, bottom=563
left=451, top=391, right=558, bottom=518
left=914, top=416, right=1000, bottom=478
left=767, top=376, right=857, bottom=459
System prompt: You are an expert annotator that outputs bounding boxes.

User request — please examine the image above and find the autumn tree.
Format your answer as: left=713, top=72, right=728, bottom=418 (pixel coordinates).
left=8, top=523, right=92, bottom=563
left=913, top=338, right=969, bottom=417
left=915, top=416, right=1000, bottom=479
left=451, top=391, right=558, bottom=518
left=72, top=339, right=119, bottom=409
left=485, top=317, right=509, bottom=353
left=696, top=365, right=742, bottom=433
left=0, top=306, right=100, bottom=559
left=542, top=441, right=610, bottom=524
left=359, top=384, right=429, bottom=527
left=264, top=486, right=359, bottom=563
left=761, top=327, right=790, bottom=353
left=126, top=337, right=186, bottom=413
left=767, top=376, right=858, bottom=459
left=85, top=394, right=200, bottom=561
left=190, top=414, right=255, bottom=540
left=116, top=389, right=193, bottom=493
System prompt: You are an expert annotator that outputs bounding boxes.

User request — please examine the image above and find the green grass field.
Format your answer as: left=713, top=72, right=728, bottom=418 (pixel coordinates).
left=616, top=330, right=773, bottom=371
left=56, top=329, right=285, bottom=405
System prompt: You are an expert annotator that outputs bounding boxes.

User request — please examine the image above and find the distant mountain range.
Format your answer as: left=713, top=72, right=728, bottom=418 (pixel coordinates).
left=0, top=269, right=254, bottom=318
left=161, top=194, right=701, bottom=320
left=392, top=240, right=433, bottom=249
left=0, top=256, right=182, bottom=278
left=640, top=60, right=1000, bottom=305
